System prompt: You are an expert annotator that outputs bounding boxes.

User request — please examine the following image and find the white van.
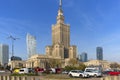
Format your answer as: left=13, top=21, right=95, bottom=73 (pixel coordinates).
left=84, top=67, right=102, bottom=77
left=19, top=68, right=29, bottom=74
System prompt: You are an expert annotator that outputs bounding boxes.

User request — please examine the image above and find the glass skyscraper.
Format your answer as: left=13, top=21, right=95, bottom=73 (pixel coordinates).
left=26, top=33, right=36, bottom=58
left=81, top=52, right=88, bottom=62
left=96, top=47, right=103, bottom=60
left=0, top=44, right=9, bottom=65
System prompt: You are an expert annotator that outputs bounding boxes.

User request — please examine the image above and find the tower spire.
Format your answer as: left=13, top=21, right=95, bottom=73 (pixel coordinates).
left=59, top=0, right=62, bottom=9
left=57, top=0, right=64, bottom=24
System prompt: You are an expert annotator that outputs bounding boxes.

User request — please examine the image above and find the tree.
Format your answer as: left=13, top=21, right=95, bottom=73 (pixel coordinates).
left=110, top=63, right=120, bottom=69
left=68, top=58, right=78, bottom=66
left=67, top=58, right=86, bottom=71
left=64, top=65, right=77, bottom=71
left=6, top=65, right=11, bottom=70
left=77, top=62, right=86, bottom=71
left=48, top=59, right=62, bottom=68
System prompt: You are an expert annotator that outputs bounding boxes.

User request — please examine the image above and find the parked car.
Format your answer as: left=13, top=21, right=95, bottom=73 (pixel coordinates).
left=0, top=70, right=5, bottom=73
left=34, top=67, right=44, bottom=73
left=108, top=71, right=120, bottom=76
left=19, top=68, right=29, bottom=74
left=28, top=68, right=35, bottom=73
left=62, top=70, right=69, bottom=74
left=84, top=67, right=102, bottom=77
left=13, top=68, right=20, bottom=73
left=68, top=70, right=84, bottom=78
left=55, top=68, right=62, bottom=74
left=102, top=70, right=111, bottom=75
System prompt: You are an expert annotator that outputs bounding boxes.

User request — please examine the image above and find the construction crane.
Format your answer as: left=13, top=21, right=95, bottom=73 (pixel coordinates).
left=7, top=35, right=19, bottom=60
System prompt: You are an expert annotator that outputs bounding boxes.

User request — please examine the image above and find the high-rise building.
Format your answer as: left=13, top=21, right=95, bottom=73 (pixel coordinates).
left=78, top=54, right=82, bottom=61
left=81, top=52, right=88, bottom=62
left=26, top=33, right=37, bottom=58
left=96, top=47, right=103, bottom=60
left=46, top=0, right=77, bottom=59
left=0, top=44, right=9, bottom=65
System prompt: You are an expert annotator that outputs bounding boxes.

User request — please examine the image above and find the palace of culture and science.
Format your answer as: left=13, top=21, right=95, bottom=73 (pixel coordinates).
left=10, top=0, right=77, bottom=68
left=45, top=1, right=76, bottom=60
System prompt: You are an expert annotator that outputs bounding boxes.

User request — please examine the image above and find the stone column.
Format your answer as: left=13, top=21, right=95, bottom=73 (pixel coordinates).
left=7, top=76, right=11, bottom=80
left=114, top=76, right=118, bottom=80
left=104, top=76, right=110, bottom=80
left=3, top=76, right=7, bottom=80
left=16, top=76, right=22, bottom=80
left=21, top=76, right=27, bottom=80
left=11, top=76, right=16, bottom=80
left=100, top=78, right=104, bottom=80
left=111, top=76, right=114, bottom=80
left=118, top=76, right=120, bottom=80
left=0, top=76, right=3, bottom=80
left=31, top=77, right=35, bottom=80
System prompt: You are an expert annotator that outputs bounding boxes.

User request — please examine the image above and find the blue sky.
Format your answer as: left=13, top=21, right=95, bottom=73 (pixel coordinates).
left=0, top=0, right=120, bottom=62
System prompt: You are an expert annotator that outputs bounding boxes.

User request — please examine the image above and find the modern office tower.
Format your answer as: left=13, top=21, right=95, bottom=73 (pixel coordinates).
left=81, top=52, right=88, bottom=62
left=96, top=47, right=103, bottom=60
left=78, top=54, right=82, bottom=61
left=0, top=44, right=9, bottom=65
left=45, top=0, right=77, bottom=59
left=26, top=33, right=37, bottom=58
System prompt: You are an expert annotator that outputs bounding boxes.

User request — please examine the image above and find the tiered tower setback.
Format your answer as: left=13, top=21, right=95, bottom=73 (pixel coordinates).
left=46, top=0, right=77, bottom=59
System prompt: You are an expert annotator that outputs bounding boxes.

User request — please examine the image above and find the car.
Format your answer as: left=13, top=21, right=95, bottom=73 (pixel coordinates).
left=62, top=70, right=69, bottom=74
left=19, top=68, right=29, bottom=74
left=102, top=70, right=111, bottom=75
left=55, top=68, right=62, bottom=74
left=0, top=70, right=5, bottom=73
left=108, top=71, right=120, bottom=76
left=13, top=68, right=20, bottom=73
left=84, top=67, right=102, bottom=77
left=28, top=68, right=35, bottom=73
left=34, top=67, right=44, bottom=73
left=68, top=70, right=84, bottom=78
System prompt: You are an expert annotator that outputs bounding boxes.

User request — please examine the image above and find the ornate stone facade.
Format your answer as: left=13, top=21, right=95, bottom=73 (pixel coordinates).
left=46, top=1, right=77, bottom=60
left=26, top=54, right=65, bottom=68
left=84, top=60, right=111, bottom=70
left=8, top=60, right=26, bottom=68
left=25, top=0, right=77, bottom=69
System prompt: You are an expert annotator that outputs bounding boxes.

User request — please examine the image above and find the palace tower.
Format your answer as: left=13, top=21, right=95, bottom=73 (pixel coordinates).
left=46, top=0, right=77, bottom=59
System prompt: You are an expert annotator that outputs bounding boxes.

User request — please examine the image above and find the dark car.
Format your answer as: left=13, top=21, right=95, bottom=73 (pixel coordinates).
left=102, top=71, right=111, bottom=75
